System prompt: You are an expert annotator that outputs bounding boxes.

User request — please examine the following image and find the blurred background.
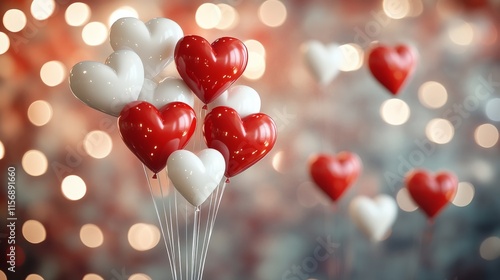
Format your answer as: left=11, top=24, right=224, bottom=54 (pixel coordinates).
left=1, top=0, right=500, bottom=279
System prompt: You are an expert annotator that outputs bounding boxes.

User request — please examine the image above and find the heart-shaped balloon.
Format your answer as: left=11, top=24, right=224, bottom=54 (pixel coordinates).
left=309, top=152, right=362, bottom=202
left=303, top=40, right=342, bottom=85
left=203, top=107, right=277, bottom=177
left=207, top=85, right=261, bottom=118
left=405, top=169, right=458, bottom=219
left=349, top=194, right=398, bottom=242
left=118, top=101, right=196, bottom=174
left=367, top=44, right=416, bottom=95
left=174, top=35, right=248, bottom=104
left=167, top=149, right=225, bottom=206
left=110, top=17, right=183, bottom=78
left=69, top=50, right=144, bottom=117
left=138, top=77, right=195, bottom=109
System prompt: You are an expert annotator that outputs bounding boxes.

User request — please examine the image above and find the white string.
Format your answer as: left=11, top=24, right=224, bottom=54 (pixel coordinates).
left=142, top=165, right=175, bottom=279
left=158, top=171, right=178, bottom=280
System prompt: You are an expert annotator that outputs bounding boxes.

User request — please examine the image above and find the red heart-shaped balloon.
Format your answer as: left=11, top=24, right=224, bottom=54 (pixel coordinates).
left=203, top=107, right=277, bottom=178
left=309, top=152, right=362, bottom=202
left=118, top=101, right=196, bottom=174
left=367, top=44, right=416, bottom=95
left=174, top=35, right=248, bottom=104
left=406, top=170, right=458, bottom=219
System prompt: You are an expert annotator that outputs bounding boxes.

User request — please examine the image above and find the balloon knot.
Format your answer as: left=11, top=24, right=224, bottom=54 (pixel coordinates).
left=152, top=173, right=157, bottom=179
left=202, top=104, right=208, bottom=110
left=225, top=178, right=230, bottom=183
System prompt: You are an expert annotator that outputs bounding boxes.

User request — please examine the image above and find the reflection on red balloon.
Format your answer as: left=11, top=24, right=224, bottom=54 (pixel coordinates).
left=118, top=101, right=196, bottom=174
left=174, top=35, right=248, bottom=104
left=203, top=107, right=277, bottom=178
left=406, top=169, right=458, bottom=219
left=367, top=44, right=416, bottom=95
left=309, top=152, right=362, bottom=202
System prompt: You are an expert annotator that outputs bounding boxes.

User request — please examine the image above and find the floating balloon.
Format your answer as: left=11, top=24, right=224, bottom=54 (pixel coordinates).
left=203, top=106, right=277, bottom=178
left=118, top=101, right=196, bottom=174
left=167, top=149, right=225, bottom=206
left=303, top=40, right=342, bottom=85
left=309, top=152, right=362, bottom=202
left=367, top=44, right=416, bottom=95
left=69, top=50, right=144, bottom=117
left=110, top=17, right=183, bottom=78
left=207, top=85, right=261, bottom=118
left=405, top=169, right=458, bottom=219
left=349, top=194, right=398, bottom=242
left=138, top=77, right=195, bottom=109
left=174, top=35, right=248, bottom=104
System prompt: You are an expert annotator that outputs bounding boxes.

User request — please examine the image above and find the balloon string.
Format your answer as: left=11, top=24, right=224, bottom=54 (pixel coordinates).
left=413, top=220, right=435, bottom=280
left=191, top=206, right=201, bottom=280
left=158, top=172, right=178, bottom=280
left=196, top=183, right=217, bottom=280
left=142, top=165, right=175, bottom=279
left=174, top=190, right=182, bottom=280
left=198, top=179, right=227, bottom=279
left=185, top=202, right=190, bottom=280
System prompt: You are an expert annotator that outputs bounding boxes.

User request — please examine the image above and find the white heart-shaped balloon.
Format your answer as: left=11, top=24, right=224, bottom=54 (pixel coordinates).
left=207, top=85, right=261, bottom=118
left=167, top=149, right=225, bottom=206
left=349, top=194, right=397, bottom=242
left=303, top=40, right=342, bottom=85
left=69, top=50, right=144, bottom=117
left=110, top=17, right=183, bottom=78
left=138, top=77, right=195, bottom=108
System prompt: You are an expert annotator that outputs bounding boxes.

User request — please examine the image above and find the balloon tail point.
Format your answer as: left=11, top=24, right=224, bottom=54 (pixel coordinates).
left=152, top=173, right=157, bottom=179
left=202, top=104, right=208, bottom=110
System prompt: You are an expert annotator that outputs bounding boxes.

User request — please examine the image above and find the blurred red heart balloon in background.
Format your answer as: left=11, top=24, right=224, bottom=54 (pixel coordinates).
left=405, top=169, right=458, bottom=219
left=367, top=44, right=416, bottom=95
left=309, top=152, right=362, bottom=202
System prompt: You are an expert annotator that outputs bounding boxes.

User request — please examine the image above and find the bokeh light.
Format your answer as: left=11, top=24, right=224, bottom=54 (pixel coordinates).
left=418, top=81, right=448, bottom=109
left=129, top=274, right=152, bottom=280
left=243, top=51, right=266, bottom=80
left=271, top=151, right=285, bottom=173
left=40, top=60, right=66, bottom=87
left=82, top=22, right=108, bottom=46
left=474, top=123, right=498, bottom=148
left=0, top=32, right=10, bottom=55
left=338, top=43, right=363, bottom=72
left=485, top=98, right=500, bottom=122
left=108, top=6, right=138, bottom=27
left=3, top=9, right=27, bottom=32
left=244, top=40, right=266, bottom=57
left=61, top=175, right=87, bottom=201
left=195, top=3, right=221, bottom=29
left=0, top=141, right=5, bottom=159
left=22, top=220, right=47, bottom=244
left=452, top=182, right=475, bottom=207
left=82, top=274, right=104, bottom=280
left=380, top=98, right=411, bottom=125
left=479, top=236, right=500, bottom=261
left=449, top=20, right=474, bottom=46
left=258, top=0, right=287, bottom=27
left=396, top=188, right=418, bottom=212
left=22, top=150, right=48, bottom=176
left=25, top=275, right=44, bottom=280
left=383, top=0, right=410, bottom=19
left=426, top=118, right=454, bottom=144
left=0, top=270, right=6, bottom=280
left=83, top=130, right=113, bottom=159
left=28, top=100, right=53, bottom=126
left=80, top=224, right=104, bottom=248
left=65, top=2, right=91, bottom=27
left=128, top=223, right=161, bottom=251
left=31, top=0, right=56, bottom=21
left=216, top=4, right=239, bottom=30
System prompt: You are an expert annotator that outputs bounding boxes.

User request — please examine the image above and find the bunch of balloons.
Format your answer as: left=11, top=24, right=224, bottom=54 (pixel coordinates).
left=69, top=17, right=277, bottom=280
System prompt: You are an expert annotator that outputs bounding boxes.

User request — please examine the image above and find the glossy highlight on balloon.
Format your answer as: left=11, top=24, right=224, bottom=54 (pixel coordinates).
left=174, top=35, right=248, bottom=104
left=367, top=44, right=416, bottom=95
left=405, top=169, right=458, bottom=219
left=118, top=101, right=196, bottom=174
left=203, top=106, right=277, bottom=177
left=309, top=152, right=362, bottom=202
